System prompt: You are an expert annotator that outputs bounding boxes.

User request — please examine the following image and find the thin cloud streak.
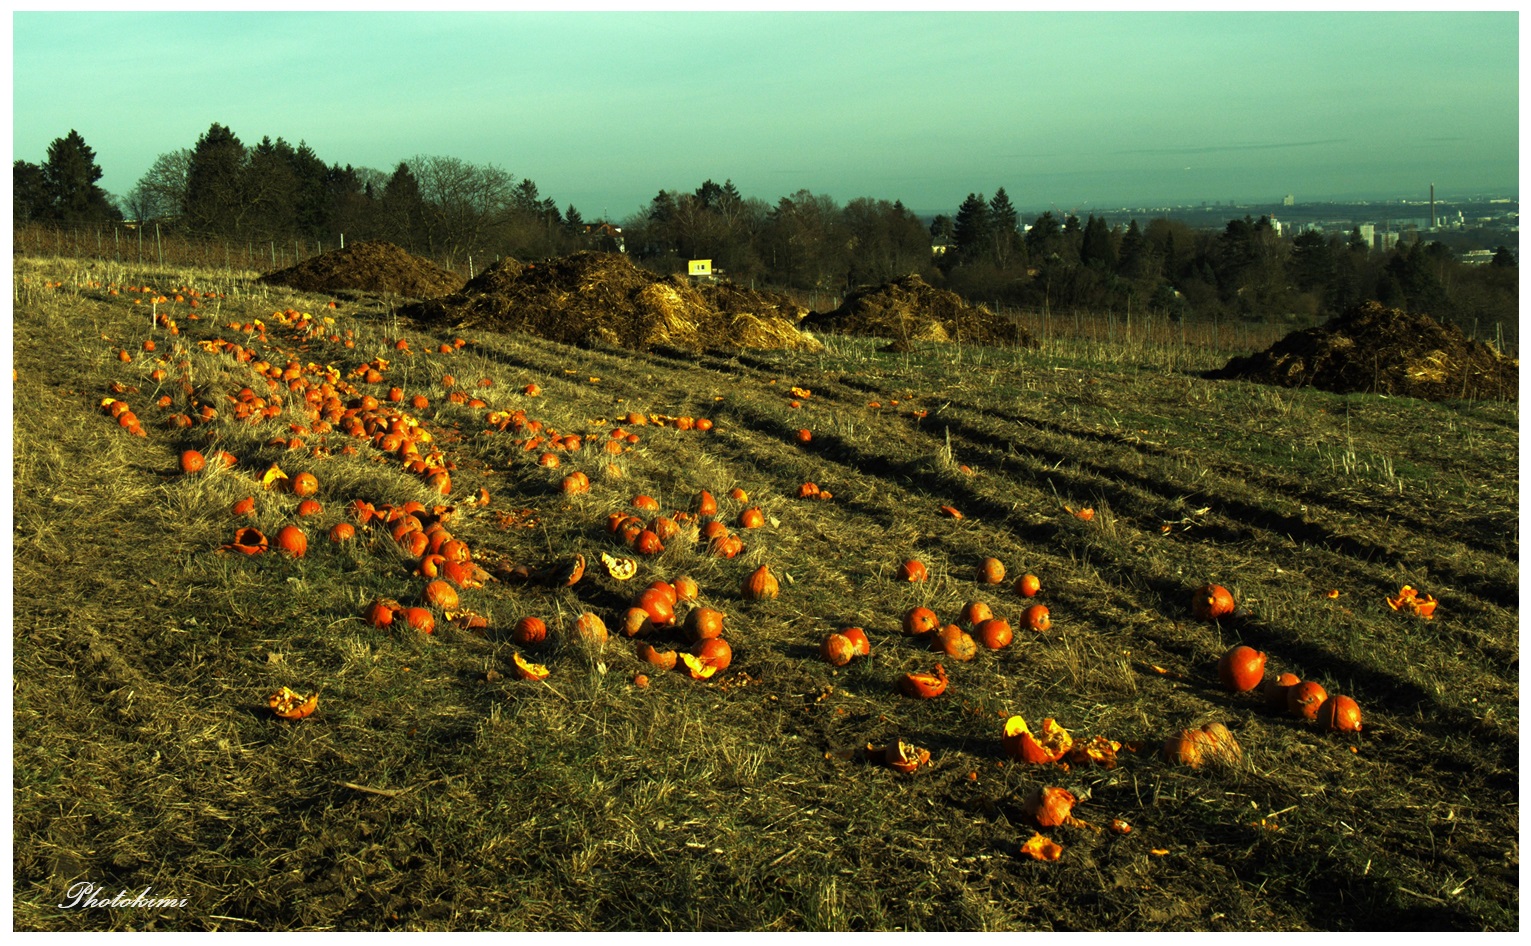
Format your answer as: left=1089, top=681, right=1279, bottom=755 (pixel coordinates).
left=1115, top=139, right=1349, bottom=157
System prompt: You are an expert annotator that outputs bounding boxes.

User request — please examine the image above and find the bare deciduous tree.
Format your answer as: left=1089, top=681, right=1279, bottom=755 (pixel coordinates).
left=408, top=154, right=518, bottom=266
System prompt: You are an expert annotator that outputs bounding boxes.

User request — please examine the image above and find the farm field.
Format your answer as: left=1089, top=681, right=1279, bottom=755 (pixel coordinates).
left=11, top=255, right=1519, bottom=931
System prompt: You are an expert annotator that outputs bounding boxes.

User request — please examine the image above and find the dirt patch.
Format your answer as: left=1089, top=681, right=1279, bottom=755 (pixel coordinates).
left=401, top=251, right=821, bottom=353
left=258, top=241, right=466, bottom=299
left=801, top=274, right=1039, bottom=351
left=1205, top=301, right=1518, bottom=401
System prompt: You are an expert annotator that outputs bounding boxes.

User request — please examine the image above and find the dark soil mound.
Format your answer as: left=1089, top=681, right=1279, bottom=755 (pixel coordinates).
left=801, top=274, right=1038, bottom=351
left=258, top=241, right=466, bottom=299
left=458, top=257, right=526, bottom=296
left=1205, top=301, right=1517, bottom=401
left=402, top=251, right=820, bottom=352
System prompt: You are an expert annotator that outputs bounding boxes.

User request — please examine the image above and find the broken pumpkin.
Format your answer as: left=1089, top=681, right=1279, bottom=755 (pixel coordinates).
left=268, top=686, right=319, bottom=720
left=512, top=652, right=551, bottom=681
left=1001, top=715, right=1074, bottom=764
left=898, top=663, right=948, bottom=699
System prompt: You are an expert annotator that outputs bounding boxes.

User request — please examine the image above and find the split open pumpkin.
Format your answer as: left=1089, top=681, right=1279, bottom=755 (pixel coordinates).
left=898, top=664, right=948, bottom=699
left=1002, top=715, right=1073, bottom=764
left=269, top=686, right=318, bottom=720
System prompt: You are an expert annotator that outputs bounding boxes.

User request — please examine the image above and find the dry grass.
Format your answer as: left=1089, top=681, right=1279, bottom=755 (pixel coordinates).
left=12, top=254, right=1518, bottom=930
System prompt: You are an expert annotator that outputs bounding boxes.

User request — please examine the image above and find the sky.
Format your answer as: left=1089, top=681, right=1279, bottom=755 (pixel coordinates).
left=9, top=6, right=1522, bottom=222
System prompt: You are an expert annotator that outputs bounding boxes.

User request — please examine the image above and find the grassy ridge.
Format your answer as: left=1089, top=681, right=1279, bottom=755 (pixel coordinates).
left=12, top=256, right=1517, bottom=930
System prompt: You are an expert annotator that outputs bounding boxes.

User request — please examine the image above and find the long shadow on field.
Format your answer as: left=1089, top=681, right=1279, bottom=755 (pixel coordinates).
left=926, top=410, right=1519, bottom=613
left=720, top=401, right=1519, bottom=761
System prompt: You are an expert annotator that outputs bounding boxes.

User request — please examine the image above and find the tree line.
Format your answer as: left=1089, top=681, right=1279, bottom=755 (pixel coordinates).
left=14, top=126, right=1518, bottom=334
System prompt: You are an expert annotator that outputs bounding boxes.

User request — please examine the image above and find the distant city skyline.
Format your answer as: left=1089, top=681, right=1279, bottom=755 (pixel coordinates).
left=12, top=10, right=1519, bottom=222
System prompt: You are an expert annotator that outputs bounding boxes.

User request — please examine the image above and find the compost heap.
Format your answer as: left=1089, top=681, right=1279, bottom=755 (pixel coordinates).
left=800, top=274, right=1038, bottom=351
left=402, top=251, right=821, bottom=353
left=258, top=241, right=466, bottom=299
left=1205, top=301, right=1517, bottom=401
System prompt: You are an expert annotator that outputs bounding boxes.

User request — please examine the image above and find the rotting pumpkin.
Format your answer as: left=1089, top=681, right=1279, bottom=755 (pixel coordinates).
left=898, top=664, right=948, bottom=699
left=1001, top=715, right=1074, bottom=764
left=268, top=686, right=319, bottom=720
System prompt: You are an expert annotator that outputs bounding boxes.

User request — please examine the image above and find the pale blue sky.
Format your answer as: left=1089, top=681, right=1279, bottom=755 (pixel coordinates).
left=11, top=9, right=1520, bottom=221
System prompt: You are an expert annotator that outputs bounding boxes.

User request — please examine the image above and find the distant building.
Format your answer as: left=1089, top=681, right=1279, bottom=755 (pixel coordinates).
left=1461, top=248, right=1495, bottom=265
left=581, top=222, right=625, bottom=253
left=1282, top=194, right=1295, bottom=207
left=1358, top=223, right=1376, bottom=247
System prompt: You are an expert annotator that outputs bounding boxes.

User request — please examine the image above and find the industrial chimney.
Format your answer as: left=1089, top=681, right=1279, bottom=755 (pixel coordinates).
left=1430, top=183, right=1436, bottom=230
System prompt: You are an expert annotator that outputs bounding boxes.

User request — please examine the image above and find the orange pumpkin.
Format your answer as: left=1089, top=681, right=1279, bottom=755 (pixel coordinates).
left=1020, top=604, right=1051, bottom=632
left=821, top=632, right=856, bottom=667
left=671, top=575, right=699, bottom=602
left=274, top=525, right=308, bottom=558
left=635, top=588, right=676, bottom=626
left=977, top=617, right=1013, bottom=650
left=1164, top=722, right=1241, bottom=767
left=572, top=612, right=609, bottom=645
left=401, top=606, right=436, bottom=634
left=932, top=624, right=978, bottom=661
left=840, top=626, right=871, bottom=657
left=692, top=637, right=732, bottom=672
left=1014, top=573, right=1042, bottom=598
left=1217, top=644, right=1267, bottom=693
left=685, top=606, right=725, bottom=642
left=621, top=607, right=655, bottom=637
left=513, top=616, right=548, bottom=646
left=423, top=579, right=459, bottom=610
left=898, top=559, right=929, bottom=582
left=978, top=557, right=1006, bottom=585
left=1263, top=671, right=1301, bottom=711
left=179, top=449, right=206, bottom=474
left=364, top=599, right=398, bottom=628
left=902, top=606, right=940, bottom=636
left=1316, top=694, right=1362, bottom=733
left=1192, top=584, right=1236, bottom=621
left=960, top=600, right=993, bottom=626
left=1287, top=681, right=1329, bottom=721
left=290, top=471, right=319, bottom=498
left=743, top=565, right=779, bottom=600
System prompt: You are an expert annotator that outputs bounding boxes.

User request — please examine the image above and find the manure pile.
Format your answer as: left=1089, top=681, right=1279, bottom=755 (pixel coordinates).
left=801, top=274, right=1038, bottom=351
left=402, top=251, right=821, bottom=353
left=258, top=241, right=466, bottom=299
left=1205, top=301, right=1518, bottom=401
